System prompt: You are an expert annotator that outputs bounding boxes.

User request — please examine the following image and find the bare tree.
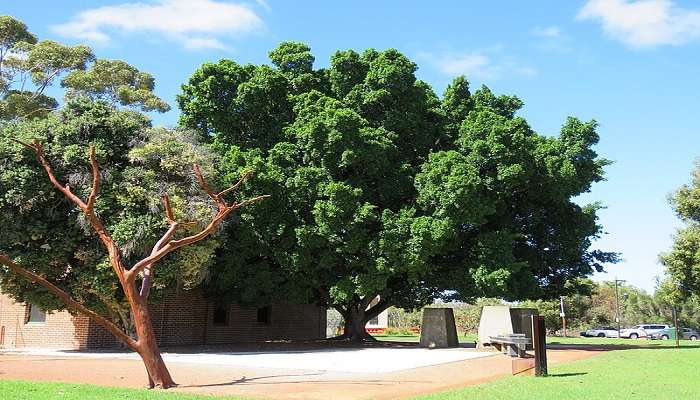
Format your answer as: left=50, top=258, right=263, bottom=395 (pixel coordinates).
left=0, top=140, right=268, bottom=388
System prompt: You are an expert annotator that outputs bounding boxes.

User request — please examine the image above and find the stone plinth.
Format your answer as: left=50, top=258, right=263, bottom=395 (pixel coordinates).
left=477, top=306, right=538, bottom=350
left=419, top=308, right=459, bottom=348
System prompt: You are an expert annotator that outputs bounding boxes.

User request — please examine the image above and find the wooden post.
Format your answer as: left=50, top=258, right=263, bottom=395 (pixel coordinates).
left=532, top=315, right=547, bottom=376
left=673, top=306, right=680, bottom=348
left=560, top=296, right=567, bottom=337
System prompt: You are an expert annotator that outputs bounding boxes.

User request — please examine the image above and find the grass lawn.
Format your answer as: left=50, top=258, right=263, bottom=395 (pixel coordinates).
left=376, top=332, right=700, bottom=348
left=413, top=344, right=700, bottom=399
left=0, top=380, right=247, bottom=400
left=374, top=333, right=478, bottom=343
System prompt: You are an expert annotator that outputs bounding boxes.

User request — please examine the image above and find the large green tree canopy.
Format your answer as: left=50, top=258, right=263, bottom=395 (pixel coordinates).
left=178, top=42, right=616, bottom=340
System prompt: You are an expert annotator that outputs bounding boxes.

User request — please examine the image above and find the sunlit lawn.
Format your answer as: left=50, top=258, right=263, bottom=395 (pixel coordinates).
left=0, top=380, right=248, bottom=400
left=412, top=345, right=700, bottom=399
left=375, top=333, right=700, bottom=348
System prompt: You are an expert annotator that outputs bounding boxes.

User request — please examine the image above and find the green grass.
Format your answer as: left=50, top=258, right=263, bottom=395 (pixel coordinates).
left=546, top=335, right=700, bottom=347
left=0, top=380, right=247, bottom=400
left=374, top=333, right=477, bottom=343
left=375, top=333, right=700, bottom=348
left=414, top=345, right=700, bottom=399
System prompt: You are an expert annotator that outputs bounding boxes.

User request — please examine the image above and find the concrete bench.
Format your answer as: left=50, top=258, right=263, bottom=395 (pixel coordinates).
left=489, top=334, right=531, bottom=358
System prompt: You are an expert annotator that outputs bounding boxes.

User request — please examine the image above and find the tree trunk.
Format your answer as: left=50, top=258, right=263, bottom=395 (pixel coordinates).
left=332, top=296, right=390, bottom=343
left=129, top=289, right=175, bottom=388
left=342, top=309, right=376, bottom=342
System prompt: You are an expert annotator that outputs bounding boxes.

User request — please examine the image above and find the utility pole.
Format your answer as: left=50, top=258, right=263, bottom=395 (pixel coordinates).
left=614, top=279, right=626, bottom=338
left=559, top=296, right=567, bottom=337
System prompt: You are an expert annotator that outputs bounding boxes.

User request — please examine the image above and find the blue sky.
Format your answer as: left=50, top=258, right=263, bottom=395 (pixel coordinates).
left=7, top=0, right=700, bottom=292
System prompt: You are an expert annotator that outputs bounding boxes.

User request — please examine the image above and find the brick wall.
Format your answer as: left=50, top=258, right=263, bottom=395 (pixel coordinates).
left=151, top=290, right=327, bottom=346
left=0, top=290, right=326, bottom=349
left=204, top=302, right=327, bottom=345
left=0, top=292, right=93, bottom=349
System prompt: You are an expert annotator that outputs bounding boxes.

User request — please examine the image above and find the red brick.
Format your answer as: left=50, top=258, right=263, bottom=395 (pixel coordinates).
left=0, top=290, right=326, bottom=349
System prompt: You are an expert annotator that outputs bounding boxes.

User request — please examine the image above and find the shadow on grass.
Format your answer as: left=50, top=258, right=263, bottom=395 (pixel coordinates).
left=545, top=372, right=588, bottom=378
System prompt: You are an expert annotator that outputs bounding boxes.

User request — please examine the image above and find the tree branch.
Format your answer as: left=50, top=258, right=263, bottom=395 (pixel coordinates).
left=217, top=170, right=252, bottom=198
left=0, top=253, right=137, bottom=349
left=13, top=139, right=87, bottom=209
left=139, top=195, right=196, bottom=299
left=127, top=166, right=269, bottom=280
left=365, top=298, right=390, bottom=321
left=15, top=140, right=126, bottom=281
left=86, top=146, right=100, bottom=211
left=359, top=295, right=375, bottom=311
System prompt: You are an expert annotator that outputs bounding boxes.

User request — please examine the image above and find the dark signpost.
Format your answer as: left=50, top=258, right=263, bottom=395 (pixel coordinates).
left=532, top=315, right=548, bottom=376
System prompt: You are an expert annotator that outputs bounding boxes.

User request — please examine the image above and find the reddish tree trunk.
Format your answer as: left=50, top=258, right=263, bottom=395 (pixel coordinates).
left=134, top=321, right=174, bottom=387
left=127, top=285, right=175, bottom=388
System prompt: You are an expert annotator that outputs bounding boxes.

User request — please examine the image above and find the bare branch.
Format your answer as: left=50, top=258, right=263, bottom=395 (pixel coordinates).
left=193, top=164, right=219, bottom=204
left=218, top=170, right=253, bottom=198
left=162, top=195, right=175, bottom=224
left=0, top=253, right=137, bottom=349
left=13, top=139, right=87, bottom=210
left=16, top=140, right=126, bottom=280
left=232, top=195, right=271, bottom=210
left=86, top=147, right=100, bottom=211
left=127, top=167, right=269, bottom=280
left=128, top=207, right=234, bottom=279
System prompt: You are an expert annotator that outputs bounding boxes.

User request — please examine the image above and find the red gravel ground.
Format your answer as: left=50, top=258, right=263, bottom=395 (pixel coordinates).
left=0, top=343, right=606, bottom=400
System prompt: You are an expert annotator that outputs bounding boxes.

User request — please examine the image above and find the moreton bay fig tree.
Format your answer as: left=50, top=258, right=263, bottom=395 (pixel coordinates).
left=178, top=42, right=617, bottom=341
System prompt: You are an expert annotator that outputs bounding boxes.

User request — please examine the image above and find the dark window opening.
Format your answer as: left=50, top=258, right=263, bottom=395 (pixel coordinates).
left=213, top=304, right=229, bottom=326
left=257, top=306, right=271, bottom=325
left=368, top=316, right=379, bottom=326
left=26, top=304, right=46, bottom=324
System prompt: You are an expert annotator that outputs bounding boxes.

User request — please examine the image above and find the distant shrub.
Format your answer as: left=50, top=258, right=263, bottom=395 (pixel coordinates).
left=384, top=327, right=414, bottom=336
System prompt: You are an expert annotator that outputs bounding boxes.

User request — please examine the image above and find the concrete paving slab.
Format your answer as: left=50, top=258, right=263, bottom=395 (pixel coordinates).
left=1, top=347, right=495, bottom=373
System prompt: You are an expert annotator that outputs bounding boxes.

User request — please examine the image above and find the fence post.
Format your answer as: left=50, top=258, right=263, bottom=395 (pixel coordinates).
left=532, top=315, right=547, bottom=376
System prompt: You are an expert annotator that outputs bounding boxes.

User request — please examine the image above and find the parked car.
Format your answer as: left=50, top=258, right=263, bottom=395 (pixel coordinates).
left=650, top=327, right=700, bottom=340
left=682, top=328, right=700, bottom=340
left=619, top=324, right=670, bottom=339
left=580, top=327, right=619, bottom=338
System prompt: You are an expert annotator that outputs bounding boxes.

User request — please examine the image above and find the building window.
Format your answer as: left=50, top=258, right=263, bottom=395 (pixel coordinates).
left=368, top=315, right=379, bottom=326
left=213, top=304, right=229, bottom=326
left=257, top=306, right=271, bottom=326
left=26, top=304, right=46, bottom=324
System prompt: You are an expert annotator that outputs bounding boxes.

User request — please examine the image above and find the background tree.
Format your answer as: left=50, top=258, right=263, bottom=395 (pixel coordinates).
left=178, top=42, right=617, bottom=341
left=0, top=15, right=168, bottom=121
left=387, top=280, right=683, bottom=336
left=661, top=163, right=700, bottom=303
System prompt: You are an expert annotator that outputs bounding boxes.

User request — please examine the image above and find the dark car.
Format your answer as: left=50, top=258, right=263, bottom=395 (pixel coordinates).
left=650, top=327, right=700, bottom=340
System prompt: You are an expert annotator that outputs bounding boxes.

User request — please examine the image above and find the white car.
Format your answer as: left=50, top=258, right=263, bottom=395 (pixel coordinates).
left=619, top=324, right=670, bottom=339
left=581, top=327, right=619, bottom=338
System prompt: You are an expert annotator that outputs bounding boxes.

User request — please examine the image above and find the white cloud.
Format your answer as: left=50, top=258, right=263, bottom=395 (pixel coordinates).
left=183, top=37, right=228, bottom=51
left=578, top=0, right=700, bottom=48
left=533, top=26, right=562, bottom=38
left=428, top=51, right=536, bottom=80
left=438, top=54, right=493, bottom=77
left=52, top=0, right=263, bottom=51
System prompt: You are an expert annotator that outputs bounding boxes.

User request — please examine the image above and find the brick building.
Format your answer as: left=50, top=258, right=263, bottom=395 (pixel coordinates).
left=0, top=290, right=326, bottom=349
